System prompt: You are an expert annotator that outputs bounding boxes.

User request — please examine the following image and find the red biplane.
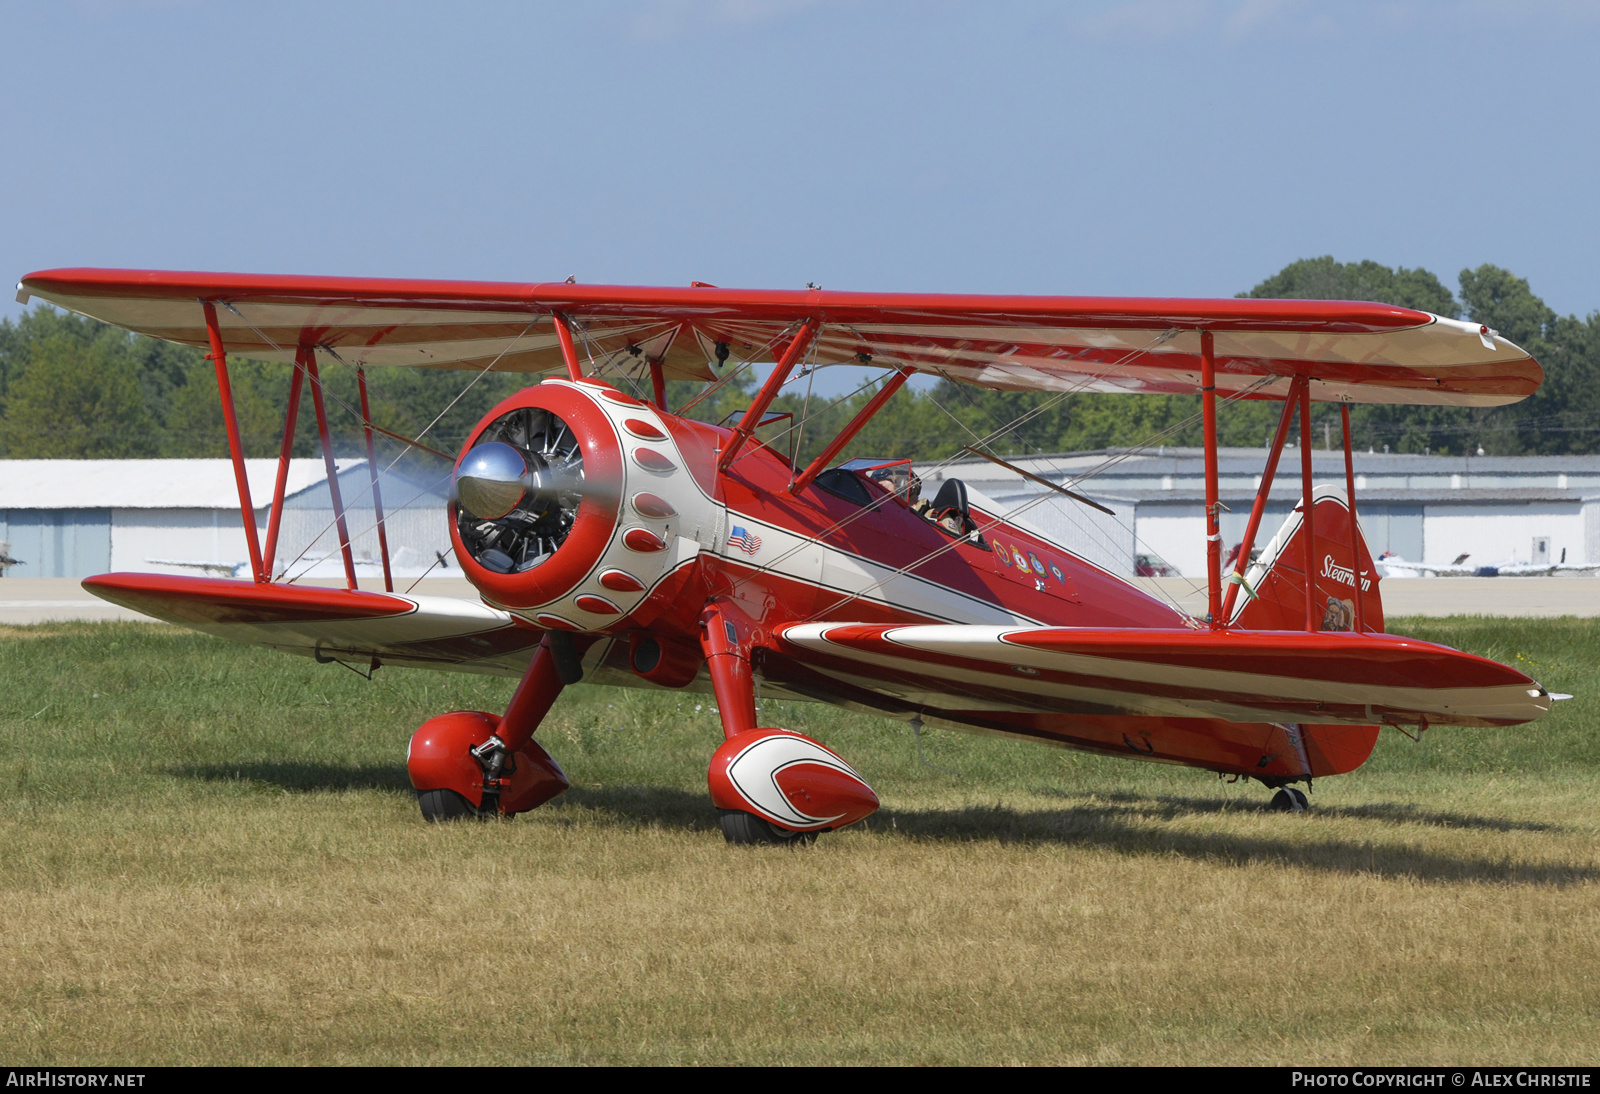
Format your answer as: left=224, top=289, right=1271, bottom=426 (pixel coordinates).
left=16, top=268, right=1555, bottom=837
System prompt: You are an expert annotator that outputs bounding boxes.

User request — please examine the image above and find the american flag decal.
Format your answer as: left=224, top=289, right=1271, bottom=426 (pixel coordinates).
left=728, top=526, right=763, bottom=555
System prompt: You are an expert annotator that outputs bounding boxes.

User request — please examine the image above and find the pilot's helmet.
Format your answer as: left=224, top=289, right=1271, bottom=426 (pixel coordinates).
left=867, top=464, right=912, bottom=498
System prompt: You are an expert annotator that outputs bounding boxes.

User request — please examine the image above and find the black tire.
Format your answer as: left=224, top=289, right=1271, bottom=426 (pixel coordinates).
left=417, top=788, right=483, bottom=822
left=1268, top=787, right=1306, bottom=813
left=718, top=809, right=817, bottom=846
left=1287, top=786, right=1309, bottom=811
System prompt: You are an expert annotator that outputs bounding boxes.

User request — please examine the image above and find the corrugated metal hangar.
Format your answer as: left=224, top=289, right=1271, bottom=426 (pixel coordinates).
left=0, top=459, right=452, bottom=580
left=920, top=449, right=1600, bottom=579
left=4, top=452, right=1597, bottom=583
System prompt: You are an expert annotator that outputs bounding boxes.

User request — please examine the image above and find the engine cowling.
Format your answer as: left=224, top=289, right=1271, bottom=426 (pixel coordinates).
left=450, top=379, right=718, bottom=634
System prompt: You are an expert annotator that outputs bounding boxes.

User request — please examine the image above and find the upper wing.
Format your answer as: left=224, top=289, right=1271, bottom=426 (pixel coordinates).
left=777, top=622, right=1551, bottom=728
left=19, top=268, right=1540, bottom=406
left=84, top=572, right=546, bottom=677
left=18, top=268, right=715, bottom=382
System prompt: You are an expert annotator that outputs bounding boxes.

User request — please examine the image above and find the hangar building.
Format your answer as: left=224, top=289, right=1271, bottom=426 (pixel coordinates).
left=7, top=451, right=1596, bottom=583
left=919, top=449, right=1600, bottom=579
left=0, top=459, right=454, bottom=580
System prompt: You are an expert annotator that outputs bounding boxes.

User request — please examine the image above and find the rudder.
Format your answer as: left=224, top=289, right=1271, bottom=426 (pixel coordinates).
left=1229, top=485, right=1383, bottom=777
left=1229, top=485, right=1383, bottom=634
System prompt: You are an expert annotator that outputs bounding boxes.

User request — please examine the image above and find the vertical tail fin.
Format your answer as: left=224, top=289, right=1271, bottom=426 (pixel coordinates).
left=1229, top=486, right=1385, bottom=777
left=1229, top=485, right=1383, bottom=634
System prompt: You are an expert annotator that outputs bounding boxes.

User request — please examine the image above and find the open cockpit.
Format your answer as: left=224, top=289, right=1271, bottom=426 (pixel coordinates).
left=810, top=457, right=982, bottom=543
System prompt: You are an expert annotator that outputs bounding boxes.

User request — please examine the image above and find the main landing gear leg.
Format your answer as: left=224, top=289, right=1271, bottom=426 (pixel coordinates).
left=407, top=632, right=584, bottom=822
left=699, top=601, right=879, bottom=845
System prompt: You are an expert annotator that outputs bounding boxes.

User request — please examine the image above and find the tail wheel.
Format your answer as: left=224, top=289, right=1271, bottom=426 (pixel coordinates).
left=718, top=809, right=818, bottom=846
left=1268, top=787, right=1309, bottom=813
left=418, top=788, right=494, bottom=822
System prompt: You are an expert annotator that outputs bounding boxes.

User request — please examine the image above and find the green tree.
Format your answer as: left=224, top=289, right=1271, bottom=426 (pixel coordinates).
left=4, top=259, right=1596, bottom=469
left=1455, top=265, right=1599, bottom=455
left=0, top=331, right=157, bottom=457
left=1238, top=261, right=1600, bottom=457
left=1, top=306, right=197, bottom=455
left=1241, top=258, right=1505, bottom=456
left=1242, top=255, right=1459, bottom=317
left=0, top=303, right=538, bottom=465
left=1459, top=264, right=1555, bottom=347
left=159, top=357, right=293, bottom=458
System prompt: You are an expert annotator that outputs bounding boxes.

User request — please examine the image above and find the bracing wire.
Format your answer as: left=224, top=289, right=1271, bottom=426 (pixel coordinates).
left=792, top=346, right=819, bottom=473
left=919, top=372, right=1279, bottom=615
left=794, top=372, right=1280, bottom=624
left=217, top=302, right=535, bottom=582
left=906, top=336, right=1279, bottom=613
left=570, top=315, right=653, bottom=404
left=676, top=322, right=802, bottom=417
left=726, top=328, right=1191, bottom=595
left=276, top=341, right=531, bottom=584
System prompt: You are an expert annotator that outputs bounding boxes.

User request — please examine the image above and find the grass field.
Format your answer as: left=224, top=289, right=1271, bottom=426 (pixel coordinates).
left=2, top=618, right=1598, bottom=1065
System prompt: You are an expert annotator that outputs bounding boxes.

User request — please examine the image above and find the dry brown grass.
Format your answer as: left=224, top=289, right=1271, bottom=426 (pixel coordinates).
left=2, top=620, right=1599, bottom=1064
left=0, top=625, right=79, bottom=641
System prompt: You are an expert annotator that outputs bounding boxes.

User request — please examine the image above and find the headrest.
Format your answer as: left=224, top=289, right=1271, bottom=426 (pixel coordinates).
left=930, top=477, right=968, bottom=516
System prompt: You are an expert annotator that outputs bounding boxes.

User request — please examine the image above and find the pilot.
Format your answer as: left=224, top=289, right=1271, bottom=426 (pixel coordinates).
left=908, top=474, right=929, bottom=514
left=910, top=474, right=969, bottom=535
left=907, top=474, right=951, bottom=528
left=868, top=464, right=923, bottom=508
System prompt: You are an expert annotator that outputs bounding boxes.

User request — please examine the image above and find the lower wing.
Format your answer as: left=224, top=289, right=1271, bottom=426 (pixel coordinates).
left=777, top=623, right=1550, bottom=729
left=84, top=573, right=546, bottom=676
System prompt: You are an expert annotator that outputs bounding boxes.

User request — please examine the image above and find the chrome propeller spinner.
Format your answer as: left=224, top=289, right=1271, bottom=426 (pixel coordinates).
left=454, top=408, right=586, bottom=574
left=456, top=441, right=529, bottom=520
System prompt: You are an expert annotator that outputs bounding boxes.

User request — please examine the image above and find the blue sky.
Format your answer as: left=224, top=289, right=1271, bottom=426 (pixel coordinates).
left=4, top=1, right=1597, bottom=391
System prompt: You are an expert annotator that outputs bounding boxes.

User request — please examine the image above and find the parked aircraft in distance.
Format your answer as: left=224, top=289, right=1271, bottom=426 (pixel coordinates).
left=1377, top=549, right=1600, bottom=578
left=144, top=558, right=255, bottom=579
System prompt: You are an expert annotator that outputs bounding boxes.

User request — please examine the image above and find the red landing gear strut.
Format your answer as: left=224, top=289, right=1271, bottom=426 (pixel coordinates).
left=699, top=601, right=879, bottom=844
left=405, top=633, right=583, bottom=821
